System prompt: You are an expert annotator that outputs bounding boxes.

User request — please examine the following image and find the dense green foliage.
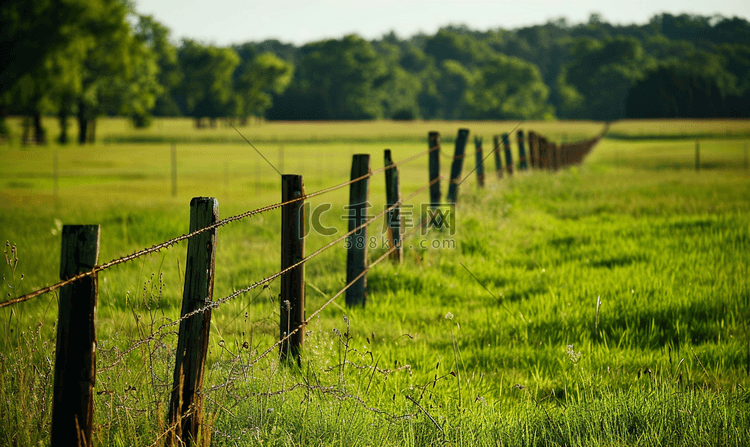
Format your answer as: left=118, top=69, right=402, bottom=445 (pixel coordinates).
left=2, top=7, right=750, bottom=143
left=0, top=118, right=749, bottom=445
left=261, top=14, right=750, bottom=121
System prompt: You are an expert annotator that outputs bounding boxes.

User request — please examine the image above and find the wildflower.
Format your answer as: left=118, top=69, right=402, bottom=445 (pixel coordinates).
left=566, top=344, right=581, bottom=363
left=445, top=312, right=454, bottom=320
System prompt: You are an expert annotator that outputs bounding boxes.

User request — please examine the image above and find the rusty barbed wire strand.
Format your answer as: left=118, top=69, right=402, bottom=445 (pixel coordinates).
left=438, top=122, right=523, bottom=162
left=1, top=146, right=440, bottom=309
left=457, top=121, right=524, bottom=187
left=245, top=211, right=433, bottom=370
left=97, top=176, right=440, bottom=372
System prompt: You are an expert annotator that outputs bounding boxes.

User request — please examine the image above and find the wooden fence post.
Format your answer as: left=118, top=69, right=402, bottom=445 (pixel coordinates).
left=384, top=150, right=403, bottom=262
left=493, top=135, right=503, bottom=178
left=552, top=142, right=560, bottom=171
left=447, top=129, right=469, bottom=203
left=528, top=131, right=537, bottom=169
left=168, top=197, right=218, bottom=447
left=695, top=141, right=700, bottom=172
left=346, top=154, right=370, bottom=307
left=51, top=225, right=100, bottom=447
left=517, top=130, right=528, bottom=170
left=171, top=144, right=177, bottom=197
left=428, top=132, right=441, bottom=207
left=539, top=134, right=546, bottom=167
left=474, top=136, right=485, bottom=187
left=280, top=176, right=306, bottom=365
left=503, top=133, right=513, bottom=176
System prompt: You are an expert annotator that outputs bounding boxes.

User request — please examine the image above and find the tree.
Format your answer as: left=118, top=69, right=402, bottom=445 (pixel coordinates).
left=231, top=44, right=293, bottom=123
left=625, top=66, right=725, bottom=118
left=465, top=54, right=553, bottom=120
left=135, top=15, right=182, bottom=117
left=372, top=41, right=422, bottom=119
left=424, top=29, right=494, bottom=68
left=0, top=0, right=100, bottom=143
left=176, top=40, right=240, bottom=127
left=558, top=37, right=655, bottom=120
left=108, top=20, right=163, bottom=128
left=71, top=0, right=140, bottom=143
left=435, top=60, right=474, bottom=120
left=271, top=35, right=387, bottom=120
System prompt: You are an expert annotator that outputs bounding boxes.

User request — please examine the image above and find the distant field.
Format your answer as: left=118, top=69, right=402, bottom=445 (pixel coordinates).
left=1, top=118, right=749, bottom=446
left=608, top=118, right=750, bottom=139
left=2, top=116, right=607, bottom=145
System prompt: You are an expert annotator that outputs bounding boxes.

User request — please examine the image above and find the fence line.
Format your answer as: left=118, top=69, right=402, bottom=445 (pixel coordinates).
left=3, top=125, right=608, bottom=445
left=0, top=144, right=440, bottom=309
left=97, top=175, right=441, bottom=373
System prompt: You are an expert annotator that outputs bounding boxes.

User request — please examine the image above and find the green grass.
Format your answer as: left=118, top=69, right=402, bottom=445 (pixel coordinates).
left=1, top=118, right=749, bottom=446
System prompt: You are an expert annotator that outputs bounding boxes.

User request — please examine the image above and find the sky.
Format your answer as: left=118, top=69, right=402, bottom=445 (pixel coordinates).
left=134, top=0, right=750, bottom=46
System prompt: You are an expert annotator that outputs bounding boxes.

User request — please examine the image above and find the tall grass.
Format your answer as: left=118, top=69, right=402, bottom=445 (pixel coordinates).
left=1, top=119, right=749, bottom=445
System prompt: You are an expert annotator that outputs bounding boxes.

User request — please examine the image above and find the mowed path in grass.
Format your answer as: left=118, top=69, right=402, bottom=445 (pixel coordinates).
left=1, top=118, right=749, bottom=446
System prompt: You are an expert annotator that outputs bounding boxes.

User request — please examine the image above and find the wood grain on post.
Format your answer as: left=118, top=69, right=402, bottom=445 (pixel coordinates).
left=346, top=154, right=370, bottom=307
left=428, top=132, right=441, bottom=207
left=280, top=175, right=306, bottom=365
left=552, top=142, right=560, bottom=171
left=474, top=136, right=485, bottom=187
left=528, top=131, right=537, bottom=169
left=168, top=197, right=218, bottom=447
left=541, top=136, right=548, bottom=167
left=517, top=130, right=528, bottom=170
left=384, top=150, right=402, bottom=262
left=447, top=129, right=469, bottom=203
left=493, top=135, right=503, bottom=178
left=503, top=133, right=514, bottom=176
left=51, top=225, right=100, bottom=447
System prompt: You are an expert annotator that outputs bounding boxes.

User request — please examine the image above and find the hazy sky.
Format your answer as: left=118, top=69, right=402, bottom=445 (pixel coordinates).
left=134, top=0, right=750, bottom=46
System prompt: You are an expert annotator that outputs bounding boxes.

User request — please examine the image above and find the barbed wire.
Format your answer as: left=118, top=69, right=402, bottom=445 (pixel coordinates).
left=0, top=145, right=439, bottom=309
left=97, top=176, right=440, bottom=372
left=245, top=211, right=433, bottom=371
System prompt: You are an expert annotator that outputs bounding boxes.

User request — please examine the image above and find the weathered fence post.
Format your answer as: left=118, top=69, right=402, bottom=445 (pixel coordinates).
left=428, top=132, right=441, bottom=207
left=552, top=142, right=560, bottom=171
left=168, top=197, right=219, bottom=447
left=280, top=175, right=306, bottom=365
left=474, top=136, right=485, bottom=187
left=346, top=154, right=370, bottom=307
left=171, top=144, right=177, bottom=197
left=695, top=141, right=700, bottom=172
left=528, top=131, right=537, bottom=169
left=493, top=135, right=503, bottom=178
left=447, top=129, right=470, bottom=203
left=537, top=137, right=546, bottom=169
left=517, top=130, right=528, bottom=170
left=384, top=150, right=402, bottom=262
left=51, top=225, right=100, bottom=447
left=503, top=133, right=514, bottom=176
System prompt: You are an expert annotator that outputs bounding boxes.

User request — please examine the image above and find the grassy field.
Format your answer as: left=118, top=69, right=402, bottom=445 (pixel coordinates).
left=1, top=117, right=749, bottom=446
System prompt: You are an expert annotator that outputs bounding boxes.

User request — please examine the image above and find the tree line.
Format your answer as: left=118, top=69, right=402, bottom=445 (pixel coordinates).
left=2, top=1, right=749, bottom=144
